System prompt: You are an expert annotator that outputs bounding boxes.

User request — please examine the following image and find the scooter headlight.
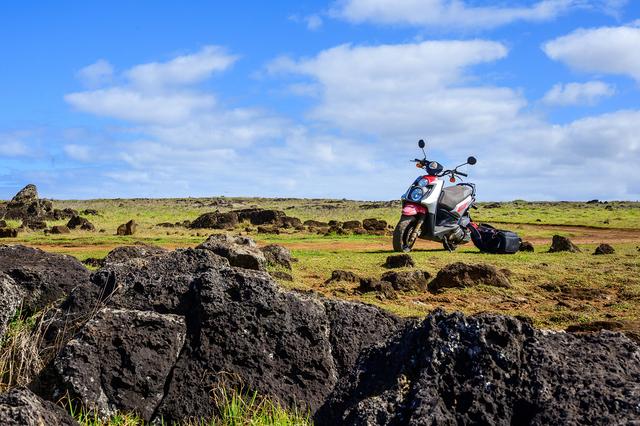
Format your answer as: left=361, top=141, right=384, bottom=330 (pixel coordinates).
left=417, top=178, right=428, bottom=187
left=409, top=187, right=424, bottom=202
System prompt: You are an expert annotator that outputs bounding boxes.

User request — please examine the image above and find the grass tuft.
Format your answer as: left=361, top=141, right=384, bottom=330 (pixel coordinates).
left=0, top=307, right=53, bottom=393
left=63, top=387, right=311, bottom=426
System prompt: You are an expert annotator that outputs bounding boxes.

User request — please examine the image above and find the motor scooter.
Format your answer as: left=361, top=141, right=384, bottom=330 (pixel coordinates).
left=393, top=139, right=477, bottom=252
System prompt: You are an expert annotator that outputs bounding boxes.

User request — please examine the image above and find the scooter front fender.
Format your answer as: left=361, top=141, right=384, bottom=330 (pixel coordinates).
left=402, top=202, right=427, bottom=216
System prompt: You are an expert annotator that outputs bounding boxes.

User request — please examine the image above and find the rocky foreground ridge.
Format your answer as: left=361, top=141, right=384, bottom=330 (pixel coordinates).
left=0, top=237, right=638, bottom=425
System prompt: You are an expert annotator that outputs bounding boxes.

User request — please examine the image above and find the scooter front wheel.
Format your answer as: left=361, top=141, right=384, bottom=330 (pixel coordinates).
left=393, top=215, right=419, bottom=252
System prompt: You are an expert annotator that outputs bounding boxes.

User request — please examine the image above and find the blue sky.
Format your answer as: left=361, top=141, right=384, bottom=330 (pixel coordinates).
left=1, top=0, right=639, bottom=201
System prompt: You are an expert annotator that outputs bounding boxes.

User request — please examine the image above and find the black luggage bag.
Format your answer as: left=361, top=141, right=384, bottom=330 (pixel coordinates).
left=468, top=223, right=520, bottom=254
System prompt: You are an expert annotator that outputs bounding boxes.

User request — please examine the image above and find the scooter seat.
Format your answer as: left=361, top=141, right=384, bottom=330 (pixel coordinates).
left=440, top=185, right=473, bottom=211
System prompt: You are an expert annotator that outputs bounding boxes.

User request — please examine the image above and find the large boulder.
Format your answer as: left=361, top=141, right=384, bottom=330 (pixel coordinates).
left=35, top=308, right=186, bottom=420
left=3, top=184, right=52, bottom=220
left=428, top=262, right=512, bottom=292
left=315, top=310, right=640, bottom=425
left=190, top=211, right=239, bottom=230
left=0, top=245, right=91, bottom=313
left=153, top=267, right=404, bottom=422
left=549, top=235, right=581, bottom=253
left=197, top=234, right=266, bottom=270
left=92, top=248, right=229, bottom=314
left=0, top=387, right=77, bottom=426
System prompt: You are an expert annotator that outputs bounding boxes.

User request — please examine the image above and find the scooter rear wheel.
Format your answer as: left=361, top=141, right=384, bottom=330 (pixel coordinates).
left=393, top=215, right=418, bottom=252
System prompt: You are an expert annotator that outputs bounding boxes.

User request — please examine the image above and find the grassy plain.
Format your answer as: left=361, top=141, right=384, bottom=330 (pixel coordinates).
left=2, top=197, right=639, bottom=329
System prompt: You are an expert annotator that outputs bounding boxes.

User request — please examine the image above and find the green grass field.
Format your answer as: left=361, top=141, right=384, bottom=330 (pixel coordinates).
left=2, top=198, right=639, bottom=329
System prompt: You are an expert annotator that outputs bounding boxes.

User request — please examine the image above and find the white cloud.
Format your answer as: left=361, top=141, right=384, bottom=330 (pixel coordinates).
left=63, top=144, right=92, bottom=162
left=289, top=14, right=324, bottom=31
left=65, top=46, right=238, bottom=124
left=125, top=46, right=238, bottom=89
left=65, top=88, right=216, bottom=124
left=543, top=25, right=640, bottom=81
left=332, top=0, right=579, bottom=30
left=0, top=140, right=29, bottom=157
left=542, top=81, right=615, bottom=106
left=0, top=131, right=34, bottom=157
left=268, top=40, right=516, bottom=140
left=77, top=59, right=114, bottom=87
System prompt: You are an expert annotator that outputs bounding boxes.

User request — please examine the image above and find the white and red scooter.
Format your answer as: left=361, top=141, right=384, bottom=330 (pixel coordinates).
left=393, top=139, right=477, bottom=252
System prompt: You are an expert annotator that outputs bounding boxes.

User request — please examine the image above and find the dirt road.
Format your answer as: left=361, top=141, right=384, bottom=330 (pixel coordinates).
left=27, top=224, right=640, bottom=255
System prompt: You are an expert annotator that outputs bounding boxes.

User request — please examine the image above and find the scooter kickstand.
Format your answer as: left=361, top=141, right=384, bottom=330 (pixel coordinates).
left=443, top=237, right=454, bottom=252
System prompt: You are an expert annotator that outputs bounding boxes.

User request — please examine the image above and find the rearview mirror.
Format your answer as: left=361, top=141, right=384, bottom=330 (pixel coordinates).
left=467, top=156, right=477, bottom=165
left=418, top=139, right=425, bottom=148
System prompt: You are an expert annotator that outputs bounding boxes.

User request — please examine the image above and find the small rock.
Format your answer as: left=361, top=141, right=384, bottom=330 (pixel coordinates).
left=104, top=244, right=168, bottom=265
left=257, top=226, right=280, bottom=234
left=384, top=254, right=415, bottom=268
left=197, top=234, right=266, bottom=270
left=67, top=216, right=95, bottom=231
left=363, top=218, right=387, bottom=231
left=50, top=225, right=70, bottom=234
left=0, top=228, right=18, bottom=238
left=380, top=270, right=431, bottom=292
left=82, top=257, right=105, bottom=268
left=261, top=244, right=293, bottom=270
left=594, top=243, right=615, bottom=255
left=303, top=220, right=329, bottom=227
left=549, top=235, right=581, bottom=253
left=325, top=270, right=362, bottom=284
left=519, top=241, right=534, bottom=252
left=190, top=211, right=238, bottom=230
left=0, top=387, right=77, bottom=426
left=81, top=209, right=99, bottom=215
left=358, top=278, right=397, bottom=299
left=428, top=262, right=512, bottom=291
left=280, top=216, right=302, bottom=229
left=271, top=271, right=293, bottom=281
left=342, top=220, right=362, bottom=230
left=21, top=219, right=47, bottom=230
left=116, top=219, right=137, bottom=236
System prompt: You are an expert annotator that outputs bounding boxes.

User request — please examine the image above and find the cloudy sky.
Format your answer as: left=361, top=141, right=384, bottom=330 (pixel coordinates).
left=1, top=1, right=639, bottom=201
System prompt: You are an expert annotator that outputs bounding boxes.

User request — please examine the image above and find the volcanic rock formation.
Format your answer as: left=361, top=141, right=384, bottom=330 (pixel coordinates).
left=0, top=235, right=637, bottom=424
